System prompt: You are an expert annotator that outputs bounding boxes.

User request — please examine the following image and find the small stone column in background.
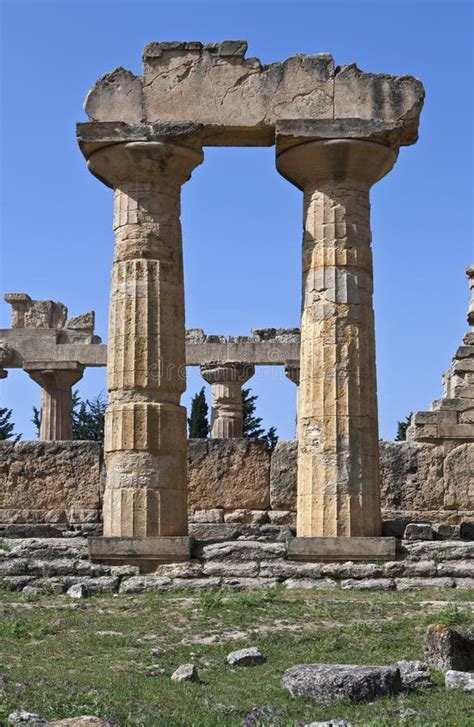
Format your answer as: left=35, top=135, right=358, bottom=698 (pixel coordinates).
left=201, top=362, right=255, bottom=437
left=277, top=121, right=401, bottom=549
left=25, top=361, right=84, bottom=440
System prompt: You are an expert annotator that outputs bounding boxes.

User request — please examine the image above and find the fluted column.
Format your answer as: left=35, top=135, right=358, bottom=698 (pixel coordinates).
left=25, top=362, right=84, bottom=440
left=277, top=136, right=398, bottom=538
left=87, top=139, right=203, bottom=538
left=201, top=362, right=255, bottom=437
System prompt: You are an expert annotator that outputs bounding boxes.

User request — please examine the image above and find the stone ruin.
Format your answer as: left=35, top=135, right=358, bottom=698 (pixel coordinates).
left=0, top=41, right=473, bottom=583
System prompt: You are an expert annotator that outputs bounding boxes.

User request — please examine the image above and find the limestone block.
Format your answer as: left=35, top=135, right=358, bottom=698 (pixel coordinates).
left=425, top=624, right=474, bottom=671
left=83, top=42, right=424, bottom=146
left=404, top=523, right=433, bottom=541
left=379, top=441, right=446, bottom=511
left=187, top=439, right=270, bottom=510
left=270, top=440, right=297, bottom=510
left=189, top=508, right=224, bottom=523
left=223, top=509, right=268, bottom=524
left=0, top=441, right=102, bottom=518
left=443, top=444, right=474, bottom=510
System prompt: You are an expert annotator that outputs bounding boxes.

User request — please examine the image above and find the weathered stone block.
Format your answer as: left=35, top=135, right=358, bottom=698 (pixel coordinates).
left=443, top=444, right=474, bottom=510
left=425, top=624, right=474, bottom=671
left=0, top=441, right=102, bottom=522
left=404, top=523, right=433, bottom=541
left=188, top=439, right=270, bottom=510
left=379, top=441, right=445, bottom=512
left=282, top=663, right=402, bottom=702
left=270, top=440, right=297, bottom=510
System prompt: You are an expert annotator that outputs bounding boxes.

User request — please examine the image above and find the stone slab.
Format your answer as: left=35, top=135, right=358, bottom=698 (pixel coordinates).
left=287, top=537, right=397, bottom=562
left=88, top=536, right=191, bottom=573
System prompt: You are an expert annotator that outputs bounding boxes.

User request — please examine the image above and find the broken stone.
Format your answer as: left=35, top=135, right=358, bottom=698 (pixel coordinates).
left=243, top=705, right=285, bottom=727
left=282, top=664, right=402, bottom=702
left=445, top=670, right=474, bottom=692
left=226, top=647, right=265, bottom=666
left=269, top=440, right=297, bottom=510
left=67, top=583, right=88, bottom=599
left=395, top=660, right=432, bottom=689
left=8, top=712, right=46, bottom=725
left=424, top=624, right=474, bottom=671
left=341, top=578, right=395, bottom=591
left=171, top=663, right=199, bottom=683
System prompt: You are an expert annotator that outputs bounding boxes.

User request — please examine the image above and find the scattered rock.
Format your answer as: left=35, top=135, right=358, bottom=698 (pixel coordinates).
left=302, top=722, right=353, bottom=727
left=445, top=669, right=474, bottom=692
left=8, top=711, right=46, bottom=725
left=395, top=660, right=432, bottom=689
left=281, top=664, right=402, bottom=702
left=146, top=665, right=165, bottom=677
left=171, top=663, right=199, bottom=683
left=22, top=585, right=43, bottom=596
left=404, top=524, right=433, bottom=541
left=226, top=647, right=265, bottom=666
left=424, top=624, right=474, bottom=671
left=243, top=705, right=285, bottom=726
left=66, top=583, right=88, bottom=599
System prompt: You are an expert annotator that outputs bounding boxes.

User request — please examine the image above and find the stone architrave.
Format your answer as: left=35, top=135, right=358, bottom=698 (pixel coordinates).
left=78, top=124, right=203, bottom=561
left=276, top=120, right=402, bottom=539
left=24, top=361, right=84, bottom=440
left=201, top=362, right=255, bottom=437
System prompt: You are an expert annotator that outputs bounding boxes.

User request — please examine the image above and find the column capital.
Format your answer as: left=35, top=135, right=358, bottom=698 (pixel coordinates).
left=276, top=119, right=399, bottom=191
left=200, top=361, right=255, bottom=386
left=24, top=361, right=85, bottom=389
left=284, top=361, right=300, bottom=386
left=78, top=122, right=203, bottom=189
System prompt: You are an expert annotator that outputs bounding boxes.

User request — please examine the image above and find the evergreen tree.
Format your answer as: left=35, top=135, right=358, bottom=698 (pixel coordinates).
left=73, top=392, right=107, bottom=442
left=188, top=387, right=209, bottom=438
left=32, top=406, right=41, bottom=438
left=395, top=413, right=413, bottom=441
left=241, top=388, right=278, bottom=450
left=264, top=425, right=279, bottom=453
left=0, top=407, right=21, bottom=441
left=242, top=387, right=265, bottom=438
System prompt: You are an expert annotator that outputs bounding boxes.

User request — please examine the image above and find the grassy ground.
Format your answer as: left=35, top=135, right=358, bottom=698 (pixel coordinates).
left=0, top=585, right=472, bottom=726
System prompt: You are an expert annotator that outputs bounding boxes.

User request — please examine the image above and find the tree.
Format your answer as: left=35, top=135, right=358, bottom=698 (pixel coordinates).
left=242, top=387, right=265, bottom=438
left=0, top=407, right=21, bottom=441
left=73, top=392, right=107, bottom=442
left=395, top=413, right=413, bottom=441
left=242, top=387, right=279, bottom=451
left=188, top=387, right=209, bottom=438
left=32, top=390, right=106, bottom=443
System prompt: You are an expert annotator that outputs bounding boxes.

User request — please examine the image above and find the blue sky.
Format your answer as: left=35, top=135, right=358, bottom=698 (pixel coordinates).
left=0, top=0, right=473, bottom=441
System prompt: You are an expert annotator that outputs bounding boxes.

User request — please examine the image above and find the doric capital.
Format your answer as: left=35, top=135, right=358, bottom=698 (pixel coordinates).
left=77, top=122, right=203, bottom=189
left=24, top=361, right=85, bottom=390
left=200, top=361, right=255, bottom=386
left=276, top=120, right=399, bottom=191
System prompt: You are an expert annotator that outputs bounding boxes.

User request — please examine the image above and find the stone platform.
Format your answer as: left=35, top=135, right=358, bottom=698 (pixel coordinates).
left=1, top=536, right=473, bottom=594
left=287, top=536, right=397, bottom=562
left=88, top=536, right=191, bottom=573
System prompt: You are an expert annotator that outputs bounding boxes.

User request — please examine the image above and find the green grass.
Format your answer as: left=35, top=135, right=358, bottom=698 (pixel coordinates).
left=0, top=585, right=472, bottom=726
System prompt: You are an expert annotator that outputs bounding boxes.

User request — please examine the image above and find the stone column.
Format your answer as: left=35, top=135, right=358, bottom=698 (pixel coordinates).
left=85, top=137, right=203, bottom=542
left=201, top=362, right=255, bottom=437
left=25, top=362, right=84, bottom=440
left=277, top=131, right=398, bottom=539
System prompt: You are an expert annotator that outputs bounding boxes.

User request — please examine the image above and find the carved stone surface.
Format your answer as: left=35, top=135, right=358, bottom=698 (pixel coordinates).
left=83, top=131, right=203, bottom=542
left=277, top=131, right=399, bottom=537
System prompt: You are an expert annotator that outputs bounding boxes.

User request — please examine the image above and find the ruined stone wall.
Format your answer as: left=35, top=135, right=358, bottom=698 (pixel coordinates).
left=0, top=439, right=472, bottom=529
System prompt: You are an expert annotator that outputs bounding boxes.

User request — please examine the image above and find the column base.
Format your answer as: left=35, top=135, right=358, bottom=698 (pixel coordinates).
left=287, top=536, right=396, bottom=562
left=88, top=536, right=191, bottom=573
